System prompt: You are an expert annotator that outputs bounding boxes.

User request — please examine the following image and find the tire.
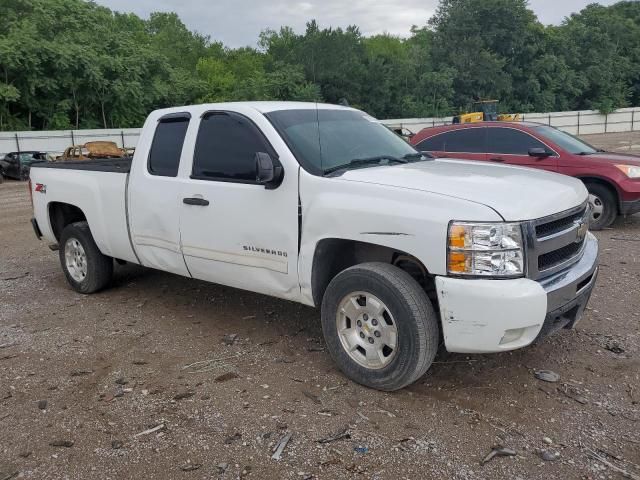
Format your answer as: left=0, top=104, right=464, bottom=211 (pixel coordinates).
left=59, top=221, right=113, bottom=294
left=320, top=262, right=439, bottom=391
left=586, top=183, right=617, bottom=230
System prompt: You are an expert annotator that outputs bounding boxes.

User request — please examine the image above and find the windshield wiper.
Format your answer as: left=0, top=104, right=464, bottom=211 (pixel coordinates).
left=576, top=151, right=596, bottom=155
left=323, top=155, right=408, bottom=175
left=402, top=152, right=434, bottom=161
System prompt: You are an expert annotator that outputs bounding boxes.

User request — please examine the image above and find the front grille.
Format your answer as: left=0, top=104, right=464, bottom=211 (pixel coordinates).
left=538, top=240, right=584, bottom=271
left=527, top=202, right=589, bottom=279
left=535, top=206, right=586, bottom=238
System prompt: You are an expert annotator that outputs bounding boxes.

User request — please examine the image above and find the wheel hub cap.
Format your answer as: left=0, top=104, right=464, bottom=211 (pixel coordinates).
left=588, top=194, right=604, bottom=221
left=64, top=238, right=87, bottom=282
left=336, top=292, right=398, bottom=370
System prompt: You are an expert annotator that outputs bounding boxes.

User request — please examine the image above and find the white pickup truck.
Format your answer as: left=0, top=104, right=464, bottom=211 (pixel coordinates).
left=29, top=102, right=598, bottom=391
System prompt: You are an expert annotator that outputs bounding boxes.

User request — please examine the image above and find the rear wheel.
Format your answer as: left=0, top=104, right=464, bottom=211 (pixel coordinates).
left=321, top=262, right=439, bottom=391
left=586, top=183, right=617, bottom=230
left=59, top=221, right=113, bottom=293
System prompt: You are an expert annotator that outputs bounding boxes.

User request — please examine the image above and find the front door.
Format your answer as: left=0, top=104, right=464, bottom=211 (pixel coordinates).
left=179, top=111, right=300, bottom=300
left=485, top=127, right=559, bottom=172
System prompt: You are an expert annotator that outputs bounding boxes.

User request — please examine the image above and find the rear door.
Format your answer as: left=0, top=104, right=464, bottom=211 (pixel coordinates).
left=415, top=128, right=487, bottom=162
left=128, top=113, right=192, bottom=276
left=178, top=110, right=299, bottom=300
left=485, top=127, right=559, bottom=172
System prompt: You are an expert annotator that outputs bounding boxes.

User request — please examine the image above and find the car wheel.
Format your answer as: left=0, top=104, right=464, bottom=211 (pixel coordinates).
left=321, top=262, right=439, bottom=391
left=586, top=183, right=617, bottom=230
left=59, top=221, right=113, bottom=294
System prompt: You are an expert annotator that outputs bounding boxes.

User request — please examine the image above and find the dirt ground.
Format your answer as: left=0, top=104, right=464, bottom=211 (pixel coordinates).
left=1, top=140, right=639, bottom=479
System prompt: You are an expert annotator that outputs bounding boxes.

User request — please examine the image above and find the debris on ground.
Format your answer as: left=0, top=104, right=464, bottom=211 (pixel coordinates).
left=539, top=450, right=560, bottom=461
left=133, top=423, right=165, bottom=438
left=217, top=463, right=229, bottom=474
left=317, top=427, right=351, bottom=444
left=302, top=390, right=321, bottom=404
left=224, top=432, right=242, bottom=445
left=111, top=440, right=123, bottom=449
left=354, top=446, right=369, bottom=454
left=272, top=433, right=292, bottom=461
left=586, top=448, right=640, bottom=480
left=558, top=384, right=588, bottom=405
left=215, top=371, right=239, bottom=382
left=173, top=391, right=195, bottom=401
left=49, top=440, right=74, bottom=448
left=604, top=340, right=625, bottom=354
left=480, top=446, right=517, bottom=465
left=37, top=400, right=47, bottom=410
left=534, top=370, right=560, bottom=383
left=180, top=462, right=202, bottom=472
left=223, top=333, right=239, bottom=345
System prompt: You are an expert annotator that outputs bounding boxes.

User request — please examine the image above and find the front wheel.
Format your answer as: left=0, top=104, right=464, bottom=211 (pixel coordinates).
left=321, top=263, right=439, bottom=391
left=586, top=183, right=617, bottom=230
left=59, top=221, right=113, bottom=293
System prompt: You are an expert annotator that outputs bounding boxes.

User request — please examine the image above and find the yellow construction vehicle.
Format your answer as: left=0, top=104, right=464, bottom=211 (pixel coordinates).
left=452, top=100, right=521, bottom=124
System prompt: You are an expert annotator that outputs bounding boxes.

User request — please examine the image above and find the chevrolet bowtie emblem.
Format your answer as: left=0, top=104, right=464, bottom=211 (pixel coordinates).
left=575, top=220, right=588, bottom=243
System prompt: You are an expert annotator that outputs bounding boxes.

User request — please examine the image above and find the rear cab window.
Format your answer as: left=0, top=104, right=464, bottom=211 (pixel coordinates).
left=148, top=114, right=191, bottom=177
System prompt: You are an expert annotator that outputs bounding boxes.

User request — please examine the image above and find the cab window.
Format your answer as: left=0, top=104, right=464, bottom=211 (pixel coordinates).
left=192, top=112, right=274, bottom=183
left=487, top=128, right=548, bottom=155
left=418, top=128, right=486, bottom=154
left=148, top=116, right=190, bottom=177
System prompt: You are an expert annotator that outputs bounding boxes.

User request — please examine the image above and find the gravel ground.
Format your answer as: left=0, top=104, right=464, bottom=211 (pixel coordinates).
left=1, top=146, right=639, bottom=479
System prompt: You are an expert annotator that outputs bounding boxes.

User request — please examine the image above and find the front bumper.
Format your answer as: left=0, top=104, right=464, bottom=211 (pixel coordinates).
left=436, top=233, right=598, bottom=354
left=621, top=198, right=640, bottom=216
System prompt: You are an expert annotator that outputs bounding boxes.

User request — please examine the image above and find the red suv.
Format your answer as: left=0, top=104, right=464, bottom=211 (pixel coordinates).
left=411, top=122, right=640, bottom=229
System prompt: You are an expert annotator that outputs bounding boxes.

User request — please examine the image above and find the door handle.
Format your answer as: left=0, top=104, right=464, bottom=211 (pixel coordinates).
left=489, top=157, right=504, bottom=162
left=183, top=197, right=210, bottom=206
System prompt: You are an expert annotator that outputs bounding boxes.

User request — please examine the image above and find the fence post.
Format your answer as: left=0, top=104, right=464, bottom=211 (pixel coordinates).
left=70, top=130, right=75, bottom=145
left=121, top=130, right=125, bottom=148
left=15, top=133, right=20, bottom=153
left=548, top=114, right=551, bottom=126
left=604, top=113, right=608, bottom=133
left=577, top=111, right=580, bottom=136
left=632, top=110, right=636, bottom=132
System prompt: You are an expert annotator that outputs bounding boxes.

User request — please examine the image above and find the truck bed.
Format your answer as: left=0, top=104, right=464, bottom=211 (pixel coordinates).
left=31, top=157, right=132, bottom=173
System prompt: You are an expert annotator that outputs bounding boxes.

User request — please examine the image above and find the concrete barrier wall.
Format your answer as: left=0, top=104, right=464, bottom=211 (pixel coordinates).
left=0, top=128, right=141, bottom=156
left=381, top=106, right=640, bottom=136
left=1, top=106, right=639, bottom=155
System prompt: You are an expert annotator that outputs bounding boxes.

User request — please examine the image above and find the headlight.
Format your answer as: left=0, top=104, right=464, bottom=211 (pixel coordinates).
left=615, top=164, right=640, bottom=178
left=447, top=222, right=524, bottom=277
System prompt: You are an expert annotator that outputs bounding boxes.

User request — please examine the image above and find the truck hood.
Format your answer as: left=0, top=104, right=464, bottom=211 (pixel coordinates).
left=574, top=151, right=640, bottom=166
left=340, top=159, right=587, bottom=221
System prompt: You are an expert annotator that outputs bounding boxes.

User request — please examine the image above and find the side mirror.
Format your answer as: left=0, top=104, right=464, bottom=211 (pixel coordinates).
left=255, top=152, right=283, bottom=188
left=529, top=147, right=550, bottom=158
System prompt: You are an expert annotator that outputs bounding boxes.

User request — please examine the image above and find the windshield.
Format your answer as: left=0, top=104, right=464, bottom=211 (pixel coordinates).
left=534, top=125, right=598, bottom=154
left=266, top=108, right=419, bottom=174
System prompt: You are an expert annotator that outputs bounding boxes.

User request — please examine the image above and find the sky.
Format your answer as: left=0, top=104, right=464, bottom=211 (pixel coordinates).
left=95, top=0, right=620, bottom=48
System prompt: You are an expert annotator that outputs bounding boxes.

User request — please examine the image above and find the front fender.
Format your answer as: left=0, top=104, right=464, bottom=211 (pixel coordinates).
left=298, top=172, right=501, bottom=305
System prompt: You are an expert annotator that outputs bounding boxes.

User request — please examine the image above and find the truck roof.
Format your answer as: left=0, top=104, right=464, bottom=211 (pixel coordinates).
left=151, top=101, right=354, bottom=117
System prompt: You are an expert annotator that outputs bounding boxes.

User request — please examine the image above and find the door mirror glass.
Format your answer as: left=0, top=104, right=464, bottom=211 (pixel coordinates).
left=529, top=147, right=550, bottom=158
left=255, top=152, right=276, bottom=184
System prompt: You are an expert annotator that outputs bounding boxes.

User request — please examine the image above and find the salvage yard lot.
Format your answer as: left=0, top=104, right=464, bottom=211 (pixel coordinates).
left=1, top=164, right=639, bottom=478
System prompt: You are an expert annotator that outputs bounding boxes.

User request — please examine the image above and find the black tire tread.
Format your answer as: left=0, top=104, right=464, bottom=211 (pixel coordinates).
left=321, top=262, right=439, bottom=391
left=59, top=221, right=113, bottom=294
left=585, top=182, right=617, bottom=230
